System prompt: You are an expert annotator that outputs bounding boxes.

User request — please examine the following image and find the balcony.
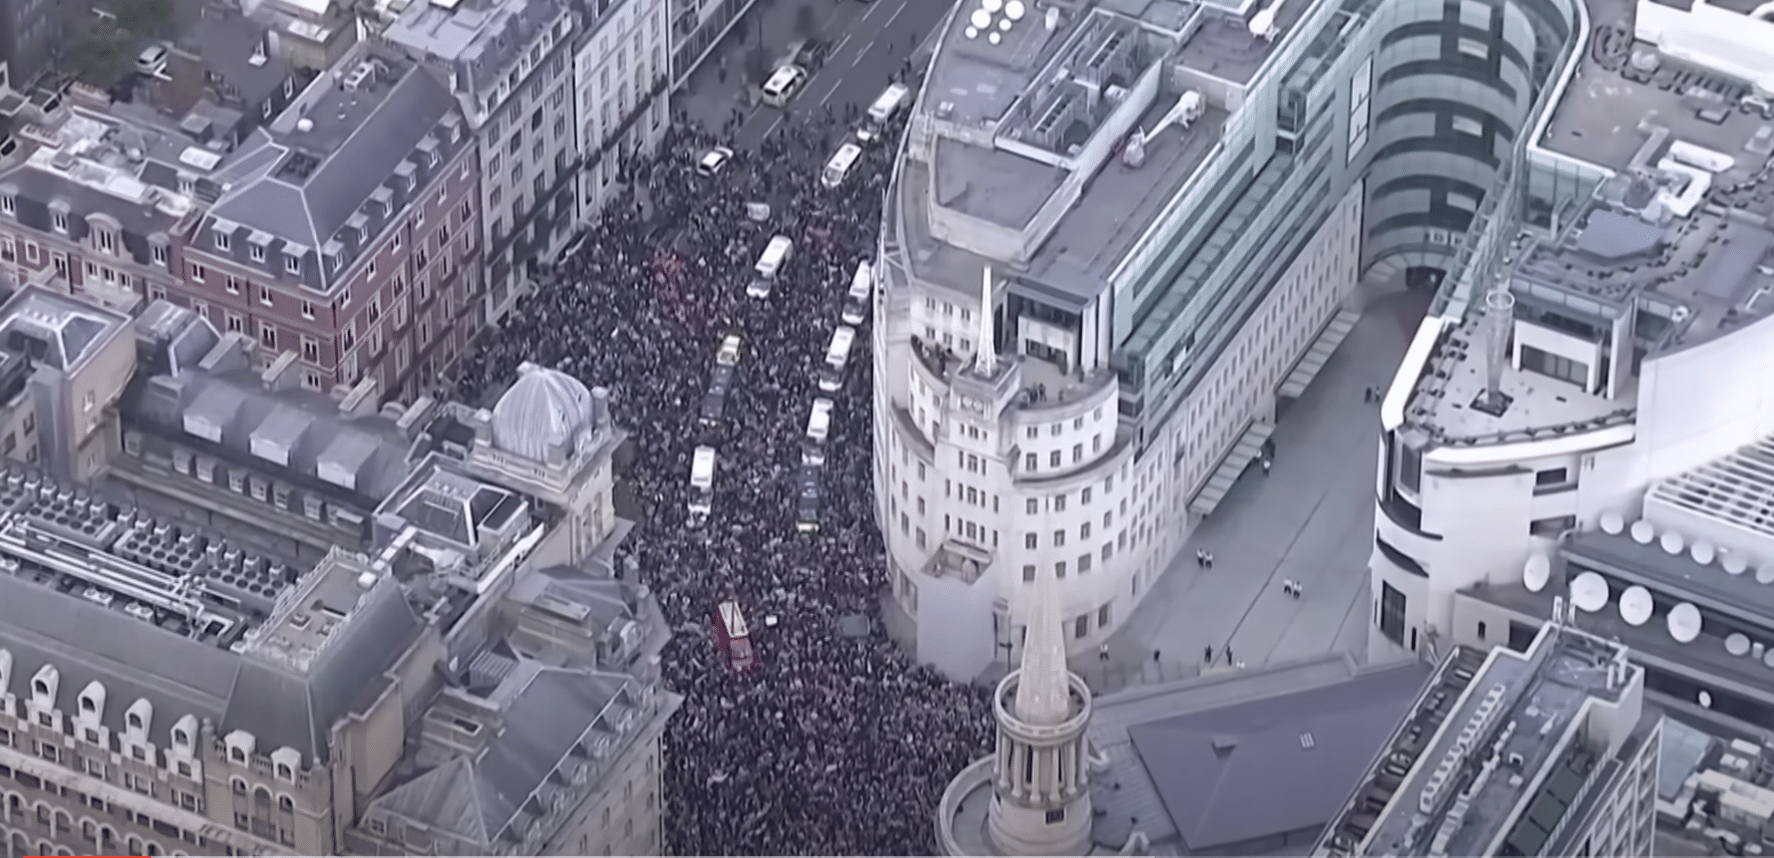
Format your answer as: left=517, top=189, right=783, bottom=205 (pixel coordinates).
left=924, top=539, right=992, bottom=584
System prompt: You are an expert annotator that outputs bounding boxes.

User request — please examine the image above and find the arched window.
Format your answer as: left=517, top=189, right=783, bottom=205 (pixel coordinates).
left=232, top=778, right=247, bottom=795
left=254, top=787, right=272, bottom=820
left=146, top=841, right=161, bottom=856
left=126, top=837, right=143, bottom=854
left=278, top=796, right=294, bottom=813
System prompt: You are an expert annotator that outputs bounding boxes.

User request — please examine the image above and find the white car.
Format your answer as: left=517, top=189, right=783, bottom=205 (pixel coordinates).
left=761, top=65, right=807, bottom=107
left=696, top=146, right=734, bottom=176
left=716, top=332, right=744, bottom=366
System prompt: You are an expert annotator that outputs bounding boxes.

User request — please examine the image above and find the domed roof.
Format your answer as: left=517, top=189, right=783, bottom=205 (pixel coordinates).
left=490, top=363, right=594, bottom=461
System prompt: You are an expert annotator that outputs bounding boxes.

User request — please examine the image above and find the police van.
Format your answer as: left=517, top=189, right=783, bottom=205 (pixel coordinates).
left=688, top=445, right=717, bottom=523
left=855, top=83, right=909, bottom=144
left=803, top=397, right=834, bottom=465
left=820, top=143, right=863, bottom=189
left=840, top=260, right=872, bottom=325
left=748, top=235, right=794, bottom=298
left=761, top=65, right=806, bottom=107
left=816, top=325, right=856, bottom=393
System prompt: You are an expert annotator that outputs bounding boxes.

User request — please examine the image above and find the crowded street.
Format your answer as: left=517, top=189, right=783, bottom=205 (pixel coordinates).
left=450, top=94, right=994, bottom=854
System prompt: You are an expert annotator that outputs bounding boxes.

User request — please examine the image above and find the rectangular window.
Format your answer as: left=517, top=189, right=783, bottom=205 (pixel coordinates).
left=1519, top=344, right=1587, bottom=388
left=1379, top=581, right=1407, bottom=645
left=250, top=243, right=266, bottom=262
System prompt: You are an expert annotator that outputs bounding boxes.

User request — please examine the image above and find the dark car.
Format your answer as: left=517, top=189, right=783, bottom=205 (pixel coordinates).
left=700, top=364, right=734, bottom=428
left=795, top=464, right=822, bottom=534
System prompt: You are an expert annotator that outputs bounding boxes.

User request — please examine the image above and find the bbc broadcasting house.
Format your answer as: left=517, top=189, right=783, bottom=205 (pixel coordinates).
left=873, top=0, right=1774, bottom=684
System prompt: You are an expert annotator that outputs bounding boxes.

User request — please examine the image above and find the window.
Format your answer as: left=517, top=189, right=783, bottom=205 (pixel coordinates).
left=0, top=195, right=12, bottom=215
left=1026, top=498, right=1038, bottom=514
left=258, top=285, right=274, bottom=306
left=1379, top=581, right=1407, bottom=645
left=1046, top=808, right=1066, bottom=824
left=259, top=322, right=277, bottom=349
left=1074, top=615, right=1088, bottom=638
left=83, top=390, right=96, bottom=412
left=1477, top=620, right=1488, bottom=640
left=285, top=254, right=301, bottom=274
left=1025, top=533, right=1037, bottom=550
left=224, top=275, right=242, bottom=295
left=301, top=300, right=315, bottom=320
left=1519, top=345, right=1587, bottom=388
left=1535, top=467, right=1570, bottom=489
left=302, top=336, right=320, bottom=363
left=1081, top=487, right=1092, bottom=504
left=1025, top=453, right=1037, bottom=470
left=1055, top=561, right=1067, bottom=578
left=250, top=243, right=266, bottom=262
left=214, top=231, right=231, bottom=251
left=51, top=210, right=68, bottom=233
left=189, top=263, right=206, bottom=283
left=1049, top=451, right=1062, bottom=467
left=152, top=243, right=169, bottom=266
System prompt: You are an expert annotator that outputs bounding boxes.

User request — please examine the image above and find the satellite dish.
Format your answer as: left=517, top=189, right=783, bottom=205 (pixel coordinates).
left=1599, top=511, right=1624, bottom=534
left=1619, top=586, right=1653, bottom=626
left=1005, top=0, right=1026, bottom=20
left=1660, top=531, right=1685, bottom=555
left=965, top=26, right=979, bottom=38
left=1759, top=565, right=1774, bottom=585
left=998, top=17, right=1012, bottom=30
left=1570, top=571, right=1609, bottom=612
left=982, top=0, right=1003, bottom=11
left=1692, top=541, right=1715, bottom=565
left=1667, top=602, right=1702, bottom=643
left=1699, top=690, right=1713, bottom=708
left=1727, top=633, right=1752, bottom=656
left=971, top=8, right=993, bottom=28
left=1630, top=520, right=1655, bottom=544
left=988, top=31, right=1002, bottom=43
left=1523, top=554, right=1551, bottom=593
left=1725, top=554, right=1749, bottom=575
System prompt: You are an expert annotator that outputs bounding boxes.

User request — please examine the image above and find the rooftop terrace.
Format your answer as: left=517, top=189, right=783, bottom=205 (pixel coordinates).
left=905, top=0, right=1234, bottom=303
left=1322, top=625, right=1641, bottom=857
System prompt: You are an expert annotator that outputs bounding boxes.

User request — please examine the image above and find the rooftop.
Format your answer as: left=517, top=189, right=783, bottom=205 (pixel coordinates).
left=381, top=0, right=572, bottom=108
left=903, top=0, right=1230, bottom=305
left=0, top=100, right=205, bottom=236
left=199, top=44, right=464, bottom=292
left=0, top=288, right=132, bottom=372
left=374, top=455, right=545, bottom=591
left=1405, top=0, right=1774, bottom=446
left=1096, top=655, right=1432, bottom=854
left=1326, top=626, right=1641, bottom=858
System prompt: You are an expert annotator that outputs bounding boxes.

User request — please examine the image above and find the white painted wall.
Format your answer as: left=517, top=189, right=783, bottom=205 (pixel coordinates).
left=877, top=182, right=1364, bottom=679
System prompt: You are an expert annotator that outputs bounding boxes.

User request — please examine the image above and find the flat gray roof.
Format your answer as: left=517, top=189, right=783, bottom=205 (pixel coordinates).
left=1359, top=632, right=1633, bottom=857
left=905, top=0, right=1230, bottom=304
left=1176, top=1, right=1310, bottom=85
left=1542, top=0, right=1774, bottom=173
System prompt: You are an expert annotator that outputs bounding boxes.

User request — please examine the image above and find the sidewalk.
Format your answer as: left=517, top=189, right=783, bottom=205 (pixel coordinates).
left=675, top=0, right=871, bottom=136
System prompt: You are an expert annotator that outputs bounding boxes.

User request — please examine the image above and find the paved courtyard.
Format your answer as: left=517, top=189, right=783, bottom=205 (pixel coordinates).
left=1085, top=286, right=1433, bottom=692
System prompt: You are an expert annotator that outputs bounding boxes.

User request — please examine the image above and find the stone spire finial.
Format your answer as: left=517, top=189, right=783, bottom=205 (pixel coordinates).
left=1013, top=561, right=1071, bottom=725
left=976, top=265, right=997, bottom=376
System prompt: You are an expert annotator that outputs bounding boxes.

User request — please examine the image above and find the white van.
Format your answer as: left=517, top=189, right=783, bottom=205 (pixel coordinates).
left=840, top=260, right=872, bottom=325
left=817, top=326, right=856, bottom=392
left=821, top=143, right=863, bottom=189
left=855, top=83, right=909, bottom=144
left=803, top=398, right=834, bottom=464
left=748, top=235, right=794, bottom=298
left=688, top=445, right=717, bottom=522
left=761, top=65, right=806, bottom=107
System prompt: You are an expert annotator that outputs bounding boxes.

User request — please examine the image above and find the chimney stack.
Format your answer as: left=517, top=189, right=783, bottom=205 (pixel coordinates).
left=1484, top=287, right=1516, bottom=405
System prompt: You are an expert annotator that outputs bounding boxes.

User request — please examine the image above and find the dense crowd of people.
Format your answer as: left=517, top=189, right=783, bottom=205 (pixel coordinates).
left=451, top=89, right=995, bottom=854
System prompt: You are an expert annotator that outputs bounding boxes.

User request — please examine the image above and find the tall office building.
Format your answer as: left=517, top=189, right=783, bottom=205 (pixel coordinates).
left=1316, top=612, right=1661, bottom=857
left=383, top=0, right=580, bottom=328
left=875, top=0, right=1598, bottom=679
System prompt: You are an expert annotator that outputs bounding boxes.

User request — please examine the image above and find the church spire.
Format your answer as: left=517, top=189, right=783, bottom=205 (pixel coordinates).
left=975, top=265, right=998, bottom=376
left=1013, top=560, right=1071, bottom=725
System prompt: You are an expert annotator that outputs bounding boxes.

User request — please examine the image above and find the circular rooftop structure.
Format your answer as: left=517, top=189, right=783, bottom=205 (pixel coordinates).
left=491, top=364, right=594, bottom=461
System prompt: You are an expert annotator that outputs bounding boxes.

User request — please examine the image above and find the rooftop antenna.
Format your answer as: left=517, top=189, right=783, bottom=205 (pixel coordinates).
left=976, top=266, right=997, bottom=375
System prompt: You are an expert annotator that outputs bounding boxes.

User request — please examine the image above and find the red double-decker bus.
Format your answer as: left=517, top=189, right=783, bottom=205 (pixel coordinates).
left=713, top=600, right=757, bottom=673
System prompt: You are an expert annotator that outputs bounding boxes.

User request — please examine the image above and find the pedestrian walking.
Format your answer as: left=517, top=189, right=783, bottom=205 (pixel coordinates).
left=1262, top=458, right=1272, bottom=475
left=1224, top=645, right=1235, bottom=665
left=1203, top=645, right=1213, bottom=663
